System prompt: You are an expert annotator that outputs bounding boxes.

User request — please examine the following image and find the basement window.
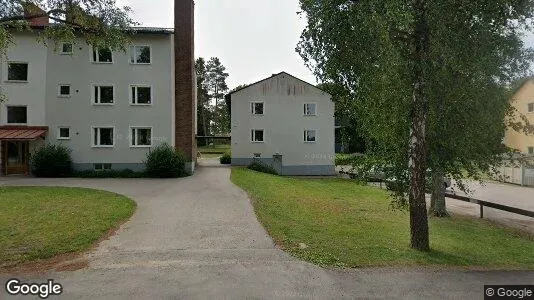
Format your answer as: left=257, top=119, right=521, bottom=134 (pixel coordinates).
left=94, top=163, right=112, bottom=171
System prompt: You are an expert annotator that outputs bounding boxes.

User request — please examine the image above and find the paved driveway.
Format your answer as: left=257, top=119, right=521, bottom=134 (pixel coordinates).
left=1, top=161, right=533, bottom=299
left=447, top=181, right=534, bottom=233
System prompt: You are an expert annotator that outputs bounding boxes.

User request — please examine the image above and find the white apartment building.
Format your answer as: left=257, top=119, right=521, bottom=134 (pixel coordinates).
left=0, top=28, right=175, bottom=175
left=226, top=72, right=335, bottom=176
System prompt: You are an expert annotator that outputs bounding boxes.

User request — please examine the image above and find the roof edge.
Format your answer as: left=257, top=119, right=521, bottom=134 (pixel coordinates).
left=225, top=72, right=330, bottom=100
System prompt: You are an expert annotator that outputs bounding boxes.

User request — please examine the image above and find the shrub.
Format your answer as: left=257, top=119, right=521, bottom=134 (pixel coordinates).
left=220, top=151, right=231, bottom=164
left=144, top=143, right=187, bottom=178
left=31, top=144, right=73, bottom=177
left=248, top=161, right=278, bottom=175
left=73, top=169, right=145, bottom=178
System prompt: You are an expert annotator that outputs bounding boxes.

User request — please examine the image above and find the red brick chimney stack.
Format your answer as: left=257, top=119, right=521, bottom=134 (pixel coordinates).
left=174, top=0, right=197, bottom=169
left=23, top=3, right=50, bottom=27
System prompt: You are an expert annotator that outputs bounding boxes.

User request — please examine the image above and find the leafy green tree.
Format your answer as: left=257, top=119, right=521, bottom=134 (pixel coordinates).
left=196, top=57, right=212, bottom=143
left=318, top=82, right=366, bottom=153
left=206, top=57, right=230, bottom=134
left=0, top=0, right=136, bottom=102
left=298, top=0, right=534, bottom=250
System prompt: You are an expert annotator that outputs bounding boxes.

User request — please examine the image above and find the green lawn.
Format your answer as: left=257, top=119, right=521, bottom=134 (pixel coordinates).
left=0, top=187, right=136, bottom=266
left=231, top=168, right=534, bottom=268
left=198, top=144, right=230, bottom=159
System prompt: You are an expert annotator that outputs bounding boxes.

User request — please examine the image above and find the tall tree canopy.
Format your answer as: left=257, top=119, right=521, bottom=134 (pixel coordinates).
left=298, top=0, right=534, bottom=250
left=205, top=57, right=230, bottom=135
left=0, top=0, right=136, bottom=52
left=195, top=57, right=231, bottom=136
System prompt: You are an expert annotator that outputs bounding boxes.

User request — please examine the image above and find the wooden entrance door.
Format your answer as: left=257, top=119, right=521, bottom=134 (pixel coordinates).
left=3, top=141, right=30, bottom=175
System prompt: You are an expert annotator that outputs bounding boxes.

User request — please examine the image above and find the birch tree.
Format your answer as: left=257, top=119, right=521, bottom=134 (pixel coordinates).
left=297, top=0, right=534, bottom=250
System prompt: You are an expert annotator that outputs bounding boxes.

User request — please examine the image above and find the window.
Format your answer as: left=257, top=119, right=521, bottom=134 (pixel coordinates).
left=130, top=46, right=151, bottom=64
left=529, top=103, right=534, bottom=113
left=304, top=103, right=317, bottom=116
left=58, top=84, right=71, bottom=97
left=251, top=129, right=264, bottom=143
left=93, top=85, right=114, bottom=104
left=304, top=130, right=317, bottom=142
left=94, top=163, right=112, bottom=171
left=7, top=106, right=27, bottom=124
left=7, top=63, right=28, bottom=81
left=130, top=85, right=152, bottom=105
left=529, top=147, right=534, bottom=154
left=61, top=43, right=73, bottom=54
left=251, top=102, right=264, bottom=115
left=93, top=127, right=114, bottom=147
left=131, top=127, right=152, bottom=147
left=58, top=127, right=70, bottom=140
left=92, top=48, right=113, bottom=63
left=253, top=153, right=262, bottom=158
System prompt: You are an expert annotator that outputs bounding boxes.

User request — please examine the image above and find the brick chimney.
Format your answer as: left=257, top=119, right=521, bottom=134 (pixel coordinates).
left=23, top=2, right=49, bottom=27
left=174, top=0, right=197, bottom=170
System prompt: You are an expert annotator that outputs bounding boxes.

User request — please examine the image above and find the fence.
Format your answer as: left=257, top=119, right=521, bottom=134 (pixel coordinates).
left=445, top=193, right=534, bottom=219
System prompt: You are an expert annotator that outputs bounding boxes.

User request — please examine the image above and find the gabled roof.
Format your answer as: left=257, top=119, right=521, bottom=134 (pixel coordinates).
left=224, top=72, right=330, bottom=116
left=224, top=72, right=330, bottom=101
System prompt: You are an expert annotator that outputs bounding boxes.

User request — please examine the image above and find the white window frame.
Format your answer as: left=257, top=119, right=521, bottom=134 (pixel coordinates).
left=60, top=43, right=73, bottom=55
left=5, top=61, right=29, bottom=83
left=304, top=129, right=317, bottom=143
left=251, top=129, right=265, bottom=143
left=94, top=163, right=112, bottom=171
left=57, top=127, right=71, bottom=140
left=130, top=126, right=153, bottom=148
left=91, top=126, right=115, bottom=148
left=303, top=103, right=317, bottom=116
left=6, top=105, right=28, bottom=125
left=91, top=47, right=113, bottom=64
left=528, top=103, right=534, bottom=113
left=129, top=45, right=152, bottom=65
left=250, top=101, right=265, bottom=116
left=130, top=85, right=153, bottom=106
left=92, top=84, right=115, bottom=105
left=58, top=84, right=71, bottom=98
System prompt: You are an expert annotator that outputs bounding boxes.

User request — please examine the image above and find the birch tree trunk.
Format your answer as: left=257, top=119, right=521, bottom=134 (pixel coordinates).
left=408, top=0, right=430, bottom=251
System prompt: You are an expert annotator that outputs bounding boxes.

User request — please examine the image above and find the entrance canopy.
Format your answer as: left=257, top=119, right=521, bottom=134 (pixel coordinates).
left=0, top=126, right=48, bottom=140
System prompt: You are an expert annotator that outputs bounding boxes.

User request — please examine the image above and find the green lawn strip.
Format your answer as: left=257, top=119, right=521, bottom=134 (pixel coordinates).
left=198, top=145, right=230, bottom=154
left=0, top=186, right=136, bottom=265
left=231, top=168, right=534, bottom=268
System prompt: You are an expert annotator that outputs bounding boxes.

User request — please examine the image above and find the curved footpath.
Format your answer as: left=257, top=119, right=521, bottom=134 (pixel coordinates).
left=1, top=160, right=532, bottom=299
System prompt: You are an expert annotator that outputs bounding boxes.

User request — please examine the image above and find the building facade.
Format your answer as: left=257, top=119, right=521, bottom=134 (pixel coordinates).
left=227, top=72, right=335, bottom=176
left=504, top=79, right=534, bottom=154
left=0, top=27, right=191, bottom=175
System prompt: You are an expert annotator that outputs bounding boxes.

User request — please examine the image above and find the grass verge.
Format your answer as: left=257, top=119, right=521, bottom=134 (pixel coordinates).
left=0, top=186, right=136, bottom=266
left=231, top=168, right=534, bottom=269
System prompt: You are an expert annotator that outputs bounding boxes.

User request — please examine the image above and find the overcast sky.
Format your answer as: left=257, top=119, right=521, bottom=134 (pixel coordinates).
left=117, top=0, right=314, bottom=89
left=118, top=0, right=534, bottom=90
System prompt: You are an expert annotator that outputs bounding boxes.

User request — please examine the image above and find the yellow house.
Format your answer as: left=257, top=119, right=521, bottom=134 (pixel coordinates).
left=504, top=80, right=534, bottom=154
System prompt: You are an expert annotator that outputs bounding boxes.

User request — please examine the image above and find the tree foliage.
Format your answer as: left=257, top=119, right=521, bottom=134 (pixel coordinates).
left=195, top=57, right=231, bottom=136
left=297, top=0, right=534, bottom=249
left=0, top=0, right=136, bottom=52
